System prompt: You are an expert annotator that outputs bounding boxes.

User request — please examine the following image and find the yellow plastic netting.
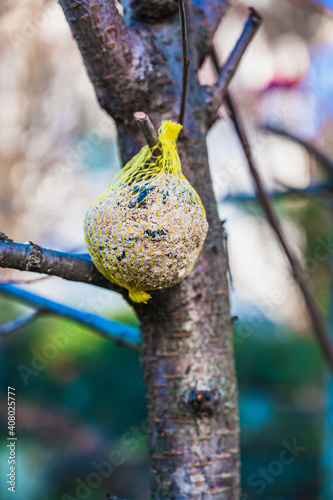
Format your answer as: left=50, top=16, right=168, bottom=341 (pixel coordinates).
left=84, top=120, right=208, bottom=303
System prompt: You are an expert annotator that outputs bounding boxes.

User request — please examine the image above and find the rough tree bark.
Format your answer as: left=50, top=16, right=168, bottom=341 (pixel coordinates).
left=59, top=0, right=239, bottom=498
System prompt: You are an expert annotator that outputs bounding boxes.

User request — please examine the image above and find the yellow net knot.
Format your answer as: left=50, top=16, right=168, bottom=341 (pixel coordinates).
left=128, top=288, right=152, bottom=304
left=158, top=120, right=183, bottom=144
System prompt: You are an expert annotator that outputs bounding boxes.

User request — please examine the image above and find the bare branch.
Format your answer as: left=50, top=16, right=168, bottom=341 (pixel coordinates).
left=2, top=275, right=51, bottom=285
left=263, top=124, right=333, bottom=177
left=0, top=282, right=140, bottom=350
left=178, top=0, right=189, bottom=125
left=0, top=310, right=41, bottom=337
left=273, top=179, right=332, bottom=199
left=193, top=0, right=229, bottom=66
left=221, top=182, right=332, bottom=204
left=134, top=112, right=159, bottom=149
left=58, top=0, right=164, bottom=119
left=209, top=45, right=333, bottom=370
left=0, top=235, right=122, bottom=292
left=205, top=8, right=262, bottom=127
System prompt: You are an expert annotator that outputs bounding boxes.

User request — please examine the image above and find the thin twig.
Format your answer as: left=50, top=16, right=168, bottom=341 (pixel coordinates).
left=206, top=8, right=262, bottom=126
left=217, top=8, right=261, bottom=94
left=0, top=282, right=140, bottom=350
left=1, top=276, right=51, bottom=285
left=273, top=178, right=331, bottom=197
left=134, top=111, right=159, bottom=149
left=0, top=309, right=42, bottom=337
left=178, top=0, right=189, bottom=125
left=212, top=47, right=333, bottom=370
left=229, top=95, right=333, bottom=370
left=263, top=124, right=333, bottom=177
left=221, top=182, right=332, bottom=204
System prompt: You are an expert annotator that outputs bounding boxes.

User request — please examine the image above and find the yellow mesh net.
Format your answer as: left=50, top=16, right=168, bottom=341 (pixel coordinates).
left=84, top=120, right=208, bottom=303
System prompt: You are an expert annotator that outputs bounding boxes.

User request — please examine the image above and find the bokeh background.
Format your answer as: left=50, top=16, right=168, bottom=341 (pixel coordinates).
left=1, top=0, right=333, bottom=498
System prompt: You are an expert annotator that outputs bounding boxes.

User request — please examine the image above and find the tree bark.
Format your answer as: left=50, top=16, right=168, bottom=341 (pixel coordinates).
left=134, top=137, right=239, bottom=498
left=59, top=1, right=240, bottom=497
left=0, top=235, right=116, bottom=291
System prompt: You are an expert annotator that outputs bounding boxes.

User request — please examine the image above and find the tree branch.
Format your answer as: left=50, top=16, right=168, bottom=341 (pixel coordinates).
left=205, top=8, right=262, bottom=128
left=0, top=309, right=41, bottom=337
left=178, top=0, right=189, bottom=125
left=58, top=0, right=164, bottom=119
left=220, top=182, right=332, bottom=204
left=193, top=0, right=229, bottom=67
left=209, top=55, right=333, bottom=370
left=3, top=275, right=51, bottom=285
left=0, top=235, right=123, bottom=292
left=0, top=282, right=140, bottom=349
left=263, top=124, right=333, bottom=177
left=228, top=95, right=333, bottom=370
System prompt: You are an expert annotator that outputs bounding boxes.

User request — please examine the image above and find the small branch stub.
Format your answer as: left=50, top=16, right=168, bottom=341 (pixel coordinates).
left=134, top=111, right=159, bottom=149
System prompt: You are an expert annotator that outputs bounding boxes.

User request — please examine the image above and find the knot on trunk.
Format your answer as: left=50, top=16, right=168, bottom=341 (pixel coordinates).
left=187, top=389, right=219, bottom=415
left=26, top=242, right=44, bottom=270
left=0, top=232, right=11, bottom=242
left=131, top=0, right=178, bottom=21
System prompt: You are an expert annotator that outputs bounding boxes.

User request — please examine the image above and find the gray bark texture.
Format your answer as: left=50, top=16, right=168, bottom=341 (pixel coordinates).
left=61, top=0, right=240, bottom=497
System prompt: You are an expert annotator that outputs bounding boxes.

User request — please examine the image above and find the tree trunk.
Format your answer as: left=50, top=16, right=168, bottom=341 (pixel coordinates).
left=134, top=137, right=239, bottom=499
left=59, top=0, right=239, bottom=497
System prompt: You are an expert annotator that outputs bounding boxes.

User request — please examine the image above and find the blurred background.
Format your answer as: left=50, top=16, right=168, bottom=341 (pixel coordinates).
left=1, top=0, right=333, bottom=498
